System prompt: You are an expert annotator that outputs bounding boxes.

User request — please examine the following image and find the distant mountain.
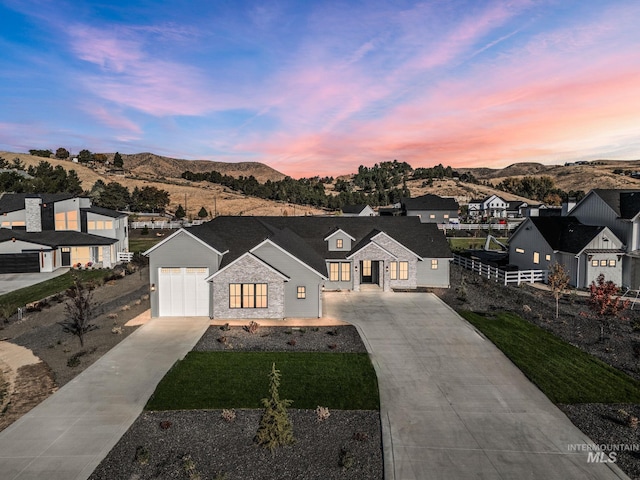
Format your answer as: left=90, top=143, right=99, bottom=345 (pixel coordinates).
left=119, top=152, right=286, bottom=183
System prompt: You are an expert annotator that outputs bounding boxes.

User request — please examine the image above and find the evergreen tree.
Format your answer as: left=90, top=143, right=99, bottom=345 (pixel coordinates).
left=255, top=363, right=294, bottom=451
left=55, top=147, right=70, bottom=159
left=197, top=206, right=208, bottom=218
left=113, top=152, right=124, bottom=169
left=175, top=204, right=186, bottom=219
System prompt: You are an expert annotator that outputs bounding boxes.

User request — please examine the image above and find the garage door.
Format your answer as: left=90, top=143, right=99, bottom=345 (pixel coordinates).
left=0, top=253, right=40, bottom=273
left=158, top=267, right=210, bottom=317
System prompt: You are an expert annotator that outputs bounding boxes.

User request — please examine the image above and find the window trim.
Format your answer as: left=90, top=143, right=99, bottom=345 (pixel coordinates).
left=431, top=259, right=438, bottom=270
left=533, top=252, right=540, bottom=264
left=399, top=261, right=409, bottom=280
left=297, top=286, right=306, bottom=299
left=390, top=261, right=397, bottom=280
left=336, top=238, right=343, bottom=249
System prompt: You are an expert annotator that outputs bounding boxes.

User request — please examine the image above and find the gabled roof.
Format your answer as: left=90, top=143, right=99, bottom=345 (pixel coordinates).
left=179, top=217, right=452, bottom=270
left=529, top=216, right=607, bottom=254
left=0, top=229, right=117, bottom=247
left=143, top=227, right=228, bottom=257
left=206, top=252, right=290, bottom=281
left=323, top=227, right=355, bottom=241
left=402, top=194, right=459, bottom=211
left=0, top=193, right=75, bottom=214
left=589, top=189, right=640, bottom=219
left=341, top=204, right=371, bottom=214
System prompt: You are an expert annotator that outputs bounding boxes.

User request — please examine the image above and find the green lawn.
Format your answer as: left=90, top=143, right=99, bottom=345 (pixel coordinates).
left=448, top=237, right=508, bottom=251
left=460, top=310, right=640, bottom=404
left=128, top=236, right=163, bottom=253
left=146, top=352, right=380, bottom=411
left=0, top=269, right=110, bottom=318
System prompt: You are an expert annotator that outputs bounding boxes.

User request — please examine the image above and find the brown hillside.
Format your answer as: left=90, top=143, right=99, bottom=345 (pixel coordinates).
left=0, top=151, right=322, bottom=217
left=120, top=152, right=286, bottom=183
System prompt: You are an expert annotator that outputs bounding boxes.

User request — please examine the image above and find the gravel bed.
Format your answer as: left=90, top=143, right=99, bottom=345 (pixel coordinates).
left=194, top=325, right=367, bottom=353
left=89, top=409, right=382, bottom=480
left=559, top=404, right=640, bottom=480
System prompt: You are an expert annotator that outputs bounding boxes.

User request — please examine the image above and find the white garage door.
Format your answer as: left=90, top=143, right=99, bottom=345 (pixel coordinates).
left=158, top=267, right=210, bottom=317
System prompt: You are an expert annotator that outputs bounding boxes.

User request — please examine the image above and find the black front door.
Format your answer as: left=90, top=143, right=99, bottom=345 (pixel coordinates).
left=61, top=247, right=71, bottom=266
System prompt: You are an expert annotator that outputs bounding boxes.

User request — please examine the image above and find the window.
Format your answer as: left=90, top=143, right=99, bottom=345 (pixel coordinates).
left=600, top=259, right=607, bottom=267
left=341, top=262, right=351, bottom=282
left=515, top=248, right=525, bottom=254
left=297, top=286, right=306, bottom=299
left=362, top=260, right=372, bottom=277
left=545, top=254, right=551, bottom=261
left=336, top=239, right=343, bottom=248
left=431, top=259, right=438, bottom=270
left=591, top=260, right=598, bottom=267
left=609, top=259, right=616, bottom=267
left=429, top=214, right=436, bottom=219
left=330, top=263, right=340, bottom=281
left=229, top=283, right=268, bottom=308
left=399, top=261, right=409, bottom=280
left=533, top=252, right=539, bottom=264
left=390, top=261, right=397, bottom=280
left=55, top=210, right=78, bottom=230
left=329, top=262, right=350, bottom=282
left=443, top=214, right=449, bottom=219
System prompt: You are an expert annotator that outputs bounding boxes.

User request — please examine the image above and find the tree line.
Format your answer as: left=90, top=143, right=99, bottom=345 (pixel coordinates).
left=29, top=148, right=124, bottom=168
left=0, top=157, right=83, bottom=195
left=495, top=176, right=585, bottom=205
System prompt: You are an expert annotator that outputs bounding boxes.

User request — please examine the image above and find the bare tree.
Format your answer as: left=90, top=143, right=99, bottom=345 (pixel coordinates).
left=548, top=262, right=570, bottom=319
left=58, top=274, right=97, bottom=346
left=586, top=273, right=629, bottom=342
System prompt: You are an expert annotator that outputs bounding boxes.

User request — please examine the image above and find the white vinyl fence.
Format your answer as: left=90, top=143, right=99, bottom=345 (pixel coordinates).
left=131, top=220, right=204, bottom=229
left=453, top=254, right=548, bottom=285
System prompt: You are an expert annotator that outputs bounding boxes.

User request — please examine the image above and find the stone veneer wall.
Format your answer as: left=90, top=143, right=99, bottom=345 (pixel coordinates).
left=372, top=234, right=418, bottom=290
left=212, top=254, right=285, bottom=319
left=24, top=197, right=42, bottom=232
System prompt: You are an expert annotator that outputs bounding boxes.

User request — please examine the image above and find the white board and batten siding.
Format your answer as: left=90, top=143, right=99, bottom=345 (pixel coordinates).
left=158, top=267, right=209, bottom=316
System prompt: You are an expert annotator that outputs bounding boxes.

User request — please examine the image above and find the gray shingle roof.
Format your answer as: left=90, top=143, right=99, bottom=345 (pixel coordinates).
left=81, top=206, right=127, bottom=218
left=530, top=216, right=606, bottom=254
left=591, top=189, right=640, bottom=219
left=0, top=229, right=117, bottom=247
left=184, top=216, right=452, bottom=275
left=0, top=193, right=75, bottom=214
left=402, top=194, right=459, bottom=211
left=341, top=204, right=370, bottom=214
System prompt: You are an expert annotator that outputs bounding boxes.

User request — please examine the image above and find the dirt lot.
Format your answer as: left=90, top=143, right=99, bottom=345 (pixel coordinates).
left=0, top=266, right=150, bottom=431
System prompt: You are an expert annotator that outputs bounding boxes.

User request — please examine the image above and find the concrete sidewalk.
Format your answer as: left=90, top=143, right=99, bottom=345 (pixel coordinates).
left=0, top=269, right=69, bottom=296
left=0, top=316, right=210, bottom=480
left=324, top=291, right=629, bottom=480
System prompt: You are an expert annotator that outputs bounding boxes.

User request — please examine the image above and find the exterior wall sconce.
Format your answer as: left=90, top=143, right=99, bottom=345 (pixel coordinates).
left=150, top=283, right=156, bottom=292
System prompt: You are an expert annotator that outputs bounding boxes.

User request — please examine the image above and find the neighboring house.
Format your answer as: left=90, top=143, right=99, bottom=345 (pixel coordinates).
left=506, top=201, right=528, bottom=218
left=0, top=193, right=129, bottom=273
left=467, top=194, right=507, bottom=218
left=508, top=216, right=624, bottom=288
left=401, top=194, right=459, bottom=223
left=569, top=189, right=640, bottom=287
left=144, top=216, right=452, bottom=319
left=341, top=204, right=376, bottom=216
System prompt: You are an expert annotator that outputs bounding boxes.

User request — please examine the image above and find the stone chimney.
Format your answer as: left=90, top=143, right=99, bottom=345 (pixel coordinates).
left=25, top=197, right=42, bottom=232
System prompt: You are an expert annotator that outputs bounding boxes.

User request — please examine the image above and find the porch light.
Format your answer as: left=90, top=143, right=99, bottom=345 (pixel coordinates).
left=150, top=283, right=156, bottom=292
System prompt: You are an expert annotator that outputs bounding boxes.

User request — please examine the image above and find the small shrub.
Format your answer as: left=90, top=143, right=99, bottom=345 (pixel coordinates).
left=244, top=321, right=260, bottom=334
left=217, top=336, right=228, bottom=344
left=522, top=304, right=531, bottom=313
left=352, top=431, right=369, bottom=442
left=327, top=328, right=339, bottom=336
left=141, top=294, right=150, bottom=301
left=121, top=304, right=131, bottom=311
left=134, top=299, right=142, bottom=305
left=328, top=343, right=338, bottom=350
left=111, top=326, right=123, bottom=335
left=255, top=363, right=294, bottom=451
left=221, top=409, right=236, bottom=422
left=220, top=323, right=230, bottom=331
left=315, top=406, right=330, bottom=422
left=339, top=447, right=354, bottom=471
left=141, top=225, right=150, bottom=235
left=107, top=313, right=118, bottom=319
left=159, top=420, right=172, bottom=430
left=66, top=347, right=96, bottom=367
left=182, top=454, right=201, bottom=480
left=311, top=327, right=319, bottom=332
left=134, top=445, right=150, bottom=465
left=633, top=321, right=640, bottom=332
left=287, top=338, right=297, bottom=346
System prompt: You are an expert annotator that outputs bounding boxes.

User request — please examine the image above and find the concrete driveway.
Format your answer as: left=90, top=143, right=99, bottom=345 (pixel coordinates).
left=324, top=291, right=629, bottom=480
left=0, top=316, right=210, bottom=480
left=0, top=269, right=69, bottom=296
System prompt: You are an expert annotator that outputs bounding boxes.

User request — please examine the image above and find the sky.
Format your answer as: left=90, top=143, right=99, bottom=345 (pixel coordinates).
left=1, top=0, right=639, bottom=178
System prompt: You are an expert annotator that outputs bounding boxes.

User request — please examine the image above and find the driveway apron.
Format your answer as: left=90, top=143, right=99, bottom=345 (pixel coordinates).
left=0, top=316, right=210, bottom=480
left=324, top=291, right=628, bottom=480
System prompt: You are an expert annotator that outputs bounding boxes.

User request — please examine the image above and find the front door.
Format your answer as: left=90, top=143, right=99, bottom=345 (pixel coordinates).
left=360, top=260, right=380, bottom=284
left=61, top=247, right=71, bottom=266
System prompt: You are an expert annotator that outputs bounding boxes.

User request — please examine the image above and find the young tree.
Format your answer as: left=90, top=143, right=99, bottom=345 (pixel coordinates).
left=175, top=204, right=186, bottom=219
left=77, top=149, right=92, bottom=163
left=586, top=273, right=629, bottom=342
left=255, top=363, right=294, bottom=451
left=58, top=274, right=97, bottom=347
left=197, top=206, right=208, bottom=218
left=548, top=262, right=570, bottom=319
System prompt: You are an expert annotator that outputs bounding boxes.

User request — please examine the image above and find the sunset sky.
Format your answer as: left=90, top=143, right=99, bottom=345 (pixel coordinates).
left=1, top=0, right=639, bottom=178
